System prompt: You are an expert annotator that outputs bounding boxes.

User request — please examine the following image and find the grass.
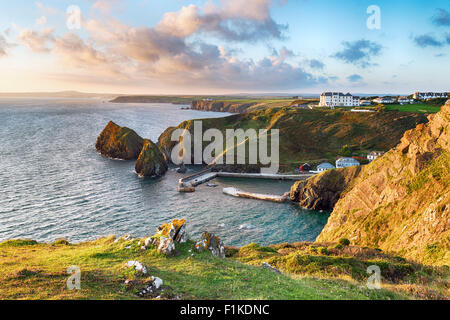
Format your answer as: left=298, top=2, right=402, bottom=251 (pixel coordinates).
left=0, top=236, right=431, bottom=300
left=385, top=104, right=442, bottom=113
left=159, top=107, right=428, bottom=172
left=230, top=242, right=449, bottom=300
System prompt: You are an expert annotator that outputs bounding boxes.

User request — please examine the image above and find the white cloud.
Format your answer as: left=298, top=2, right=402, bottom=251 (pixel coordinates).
left=36, top=16, right=47, bottom=26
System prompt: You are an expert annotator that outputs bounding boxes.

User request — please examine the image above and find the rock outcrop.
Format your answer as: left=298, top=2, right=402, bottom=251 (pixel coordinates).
left=290, top=166, right=362, bottom=211
left=135, top=139, right=168, bottom=178
left=96, top=121, right=144, bottom=160
left=194, top=232, right=225, bottom=258
left=317, top=101, right=450, bottom=265
left=147, top=219, right=188, bottom=255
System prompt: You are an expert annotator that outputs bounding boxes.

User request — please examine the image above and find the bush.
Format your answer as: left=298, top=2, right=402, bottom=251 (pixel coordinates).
left=319, top=247, right=329, bottom=255
left=339, top=238, right=351, bottom=246
left=339, top=145, right=352, bottom=157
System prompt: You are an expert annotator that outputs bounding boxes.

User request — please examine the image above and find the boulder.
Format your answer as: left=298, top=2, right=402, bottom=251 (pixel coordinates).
left=135, top=139, right=168, bottom=178
left=96, top=121, right=144, bottom=160
left=157, top=237, right=175, bottom=255
left=290, top=166, right=362, bottom=211
left=147, top=219, right=188, bottom=255
left=126, top=261, right=147, bottom=274
left=194, top=232, right=225, bottom=258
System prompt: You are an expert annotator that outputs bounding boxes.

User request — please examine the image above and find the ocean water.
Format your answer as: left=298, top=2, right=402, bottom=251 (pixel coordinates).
left=0, top=98, right=329, bottom=246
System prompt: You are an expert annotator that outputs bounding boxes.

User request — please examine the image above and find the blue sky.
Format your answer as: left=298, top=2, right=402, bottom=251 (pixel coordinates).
left=0, top=0, right=449, bottom=94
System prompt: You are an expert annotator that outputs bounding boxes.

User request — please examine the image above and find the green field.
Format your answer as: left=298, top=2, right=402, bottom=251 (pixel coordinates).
left=385, top=104, right=442, bottom=113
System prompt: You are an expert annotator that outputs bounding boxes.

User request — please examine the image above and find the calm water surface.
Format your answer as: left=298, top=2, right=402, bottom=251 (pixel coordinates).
left=0, top=98, right=329, bottom=246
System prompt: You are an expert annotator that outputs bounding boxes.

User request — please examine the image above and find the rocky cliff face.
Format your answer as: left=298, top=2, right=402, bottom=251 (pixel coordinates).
left=290, top=166, right=362, bottom=211
left=135, top=139, right=168, bottom=177
left=96, top=121, right=144, bottom=160
left=191, top=100, right=257, bottom=113
left=317, top=101, right=450, bottom=265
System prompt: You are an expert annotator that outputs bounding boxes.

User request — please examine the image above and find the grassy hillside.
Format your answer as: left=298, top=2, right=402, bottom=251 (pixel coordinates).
left=159, top=107, right=428, bottom=171
left=190, top=98, right=317, bottom=113
left=2, top=237, right=447, bottom=300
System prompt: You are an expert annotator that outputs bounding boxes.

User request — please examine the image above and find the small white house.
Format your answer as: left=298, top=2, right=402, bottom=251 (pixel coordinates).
left=398, top=97, right=413, bottom=105
left=367, top=151, right=385, bottom=162
left=316, top=162, right=335, bottom=172
left=336, top=157, right=360, bottom=168
left=373, top=96, right=395, bottom=104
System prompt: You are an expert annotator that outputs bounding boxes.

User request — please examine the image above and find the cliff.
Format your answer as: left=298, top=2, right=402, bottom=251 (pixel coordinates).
left=191, top=100, right=259, bottom=113
left=96, top=121, right=144, bottom=160
left=317, top=101, right=450, bottom=265
left=135, top=139, right=168, bottom=177
left=290, top=166, right=362, bottom=211
left=158, top=108, right=428, bottom=170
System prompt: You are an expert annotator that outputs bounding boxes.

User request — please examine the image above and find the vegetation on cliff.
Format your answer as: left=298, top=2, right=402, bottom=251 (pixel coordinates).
left=190, top=98, right=313, bottom=113
left=317, top=101, right=450, bottom=266
left=159, top=107, right=428, bottom=171
left=96, top=121, right=144, bottom=160
left=134, top=139, right=168, bottom=178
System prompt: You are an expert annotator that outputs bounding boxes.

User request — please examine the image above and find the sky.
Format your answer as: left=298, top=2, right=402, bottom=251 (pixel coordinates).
left=0, top=0, right=449, bottom=94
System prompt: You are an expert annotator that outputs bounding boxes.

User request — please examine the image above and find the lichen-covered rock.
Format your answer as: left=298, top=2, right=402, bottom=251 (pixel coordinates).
left=135, top=139, right=168, bottom=178
left=148, top=219, right=188, bottom=255
left=96, top=121, right=144, bottom=160
left=290, top=166, right=362, bottom=211
left=126, top=260, right=147, bottom=274
left=154, top=219, right=188, bottom=243
left=157, top=237, right=175, bottom=255
left=194, top=232, right=225, bottom=258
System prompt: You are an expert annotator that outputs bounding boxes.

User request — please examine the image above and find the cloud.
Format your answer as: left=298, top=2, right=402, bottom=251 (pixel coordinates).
left=18, top=28, right=54, bottom=52
left=413, top=34, right=444, bottom=47
left=14, top=1, right=327, bottom=91
left=432, top=8, right=450, bottom=26
left=347, top=74, right=363, bottom=82
left=0, top=35, right=12, bottom=56
left=36, top=16, right=47, bottom=26
left=308, top=59, right=325, bottom=70
left=156, top=1, right=288, bottom=42
left=332, top=39, right=382, bottom=68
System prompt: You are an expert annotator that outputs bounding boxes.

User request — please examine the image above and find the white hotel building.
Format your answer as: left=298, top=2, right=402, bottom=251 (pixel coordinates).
left=413, top=92, right=448, bottom=100
left=319, top=92, right=361, bottom=108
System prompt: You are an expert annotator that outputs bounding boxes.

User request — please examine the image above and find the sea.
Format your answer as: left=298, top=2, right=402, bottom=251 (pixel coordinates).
left=0, top=98, right=329, bottom=246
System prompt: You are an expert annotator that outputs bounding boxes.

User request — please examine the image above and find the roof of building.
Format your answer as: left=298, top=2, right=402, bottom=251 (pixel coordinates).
left=317, top=162, right=335, bottom=169
left=336, top=157, right=360, bottom=164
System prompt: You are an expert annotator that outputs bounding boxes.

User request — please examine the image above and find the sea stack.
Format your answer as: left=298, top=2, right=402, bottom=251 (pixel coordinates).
left=96, top=121, right=144, bottom=160
left=135, top=139, right=168, bottom=178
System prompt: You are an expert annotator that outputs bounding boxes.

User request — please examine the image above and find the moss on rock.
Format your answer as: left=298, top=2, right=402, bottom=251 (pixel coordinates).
left=135, top=139, right=168, bottom=178
left=96, top=121, right=144, bottom=160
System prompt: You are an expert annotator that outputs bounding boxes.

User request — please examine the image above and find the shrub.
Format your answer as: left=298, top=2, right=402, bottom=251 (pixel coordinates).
left=319, top=247, right=329, bottom=255
left=339, top=238, right=351, bottom=246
